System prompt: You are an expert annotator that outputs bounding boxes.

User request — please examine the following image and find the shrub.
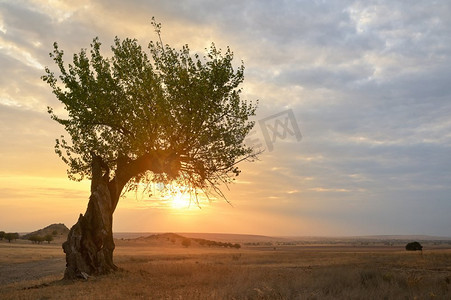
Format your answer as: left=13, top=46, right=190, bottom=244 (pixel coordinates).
left=406, top=241, right=423, bottom=251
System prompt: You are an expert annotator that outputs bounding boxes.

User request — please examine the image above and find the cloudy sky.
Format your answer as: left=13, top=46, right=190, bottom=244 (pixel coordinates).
left=1, top=0, right=450, bottom=236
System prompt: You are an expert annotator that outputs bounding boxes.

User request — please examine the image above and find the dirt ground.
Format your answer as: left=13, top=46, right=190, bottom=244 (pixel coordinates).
left=0, top=240, right=65, bottom=285
left=1, top=239, right=451, bottom=299
left=0, top=257, right=65, bottom=285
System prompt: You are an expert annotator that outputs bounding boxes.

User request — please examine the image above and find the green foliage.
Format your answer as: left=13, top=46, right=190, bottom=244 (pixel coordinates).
left=42, top=20, right=258, bottom=198
left=0, top=231, right=5, bottom=240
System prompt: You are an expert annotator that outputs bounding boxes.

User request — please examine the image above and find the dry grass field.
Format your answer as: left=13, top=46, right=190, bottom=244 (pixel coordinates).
left=1, top=236, right=451, bottom=299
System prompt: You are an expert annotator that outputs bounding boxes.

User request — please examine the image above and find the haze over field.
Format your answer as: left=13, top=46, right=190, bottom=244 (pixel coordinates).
left=1, top=0, right=450, bottom=236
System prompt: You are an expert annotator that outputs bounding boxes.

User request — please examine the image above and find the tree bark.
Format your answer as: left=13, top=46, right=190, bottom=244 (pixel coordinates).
left=62, top=155, right=118, bottom=279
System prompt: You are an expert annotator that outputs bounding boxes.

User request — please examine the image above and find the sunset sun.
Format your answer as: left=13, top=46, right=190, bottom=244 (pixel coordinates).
left=170, top=191, right=191, bottom=209
left=159, top=184, right=207, bottom=210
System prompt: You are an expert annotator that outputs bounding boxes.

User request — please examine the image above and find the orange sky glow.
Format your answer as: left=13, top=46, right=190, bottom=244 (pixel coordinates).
left=1, top=0, right=451, bottom=237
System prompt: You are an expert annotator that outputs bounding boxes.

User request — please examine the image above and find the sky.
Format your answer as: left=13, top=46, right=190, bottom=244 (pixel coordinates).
left=1, top=0, right=450, bottom=237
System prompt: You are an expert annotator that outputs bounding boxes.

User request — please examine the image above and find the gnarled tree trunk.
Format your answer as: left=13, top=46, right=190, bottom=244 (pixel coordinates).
left=62, top=151, right=178, bottom=279
left=62, top=155, right=118, bottom=279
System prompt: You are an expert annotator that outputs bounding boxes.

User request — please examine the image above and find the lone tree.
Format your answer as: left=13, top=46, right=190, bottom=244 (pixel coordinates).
left=405, top=241, right=423, bottom=251
left=42, top=20, right=258, bottom=279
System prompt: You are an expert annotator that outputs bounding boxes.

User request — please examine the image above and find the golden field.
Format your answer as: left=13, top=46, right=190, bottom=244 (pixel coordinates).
left=1, top=235, right=451, bottom=299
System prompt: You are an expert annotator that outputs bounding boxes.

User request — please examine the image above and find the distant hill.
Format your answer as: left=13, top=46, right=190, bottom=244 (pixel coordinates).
left=138, top=232, right=186, bottom=242
left=114, top=232, right=283, bottom=243
left=127, top=232, right=241, bottom=249
left=21, top=223, right=69, bottom=239
left=177, top=232, right=285, bottom=243
left=113, top=232, right=451, bottom=247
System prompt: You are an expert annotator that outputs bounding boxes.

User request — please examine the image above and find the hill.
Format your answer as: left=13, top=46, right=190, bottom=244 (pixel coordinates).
left=122, top=232, right=241, bottom=249
left=179, top=232, right=284, bottom=243
left=21, top=223, right=69, bottom=240
left=114, top=232, right=284, bottom=243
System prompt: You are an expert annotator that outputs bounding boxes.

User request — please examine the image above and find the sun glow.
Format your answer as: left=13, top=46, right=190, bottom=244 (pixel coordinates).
left=170, top=191, right=192, bottom=209
left=160, top=184, right=210, bottom=210
left=128, top=181, right=213, bottom=210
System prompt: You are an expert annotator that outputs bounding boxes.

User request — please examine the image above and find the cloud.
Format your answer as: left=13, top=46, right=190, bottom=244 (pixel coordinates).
left=1, top=0, right=451, bottom=235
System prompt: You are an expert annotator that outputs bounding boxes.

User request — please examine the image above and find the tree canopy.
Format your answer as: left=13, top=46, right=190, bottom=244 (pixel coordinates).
left=42, top=21, right=258, bottom=202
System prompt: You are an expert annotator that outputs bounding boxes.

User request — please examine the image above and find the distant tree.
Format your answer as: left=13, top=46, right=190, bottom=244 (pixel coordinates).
left=5, top=232, right=19, bottom=243
left=0, top=231, right=5, bottom=240
left=29, top=235, right=38, bottom=244
left=42, top=19, right=259, bottom=279
left=406, top=241, right=423, bottom=251
left=233, top=243, right=241, bottom=249
left=182, top=238, right=191, bottom=248
left=29, top=235, right=45, bottom=244
left=4, top=233, right=12, bottom=242
left=45, top=234, right=54, bottom=244
left=5, top=233, right=12, bottom=242
left=52, top=230, right=58, bottom=236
